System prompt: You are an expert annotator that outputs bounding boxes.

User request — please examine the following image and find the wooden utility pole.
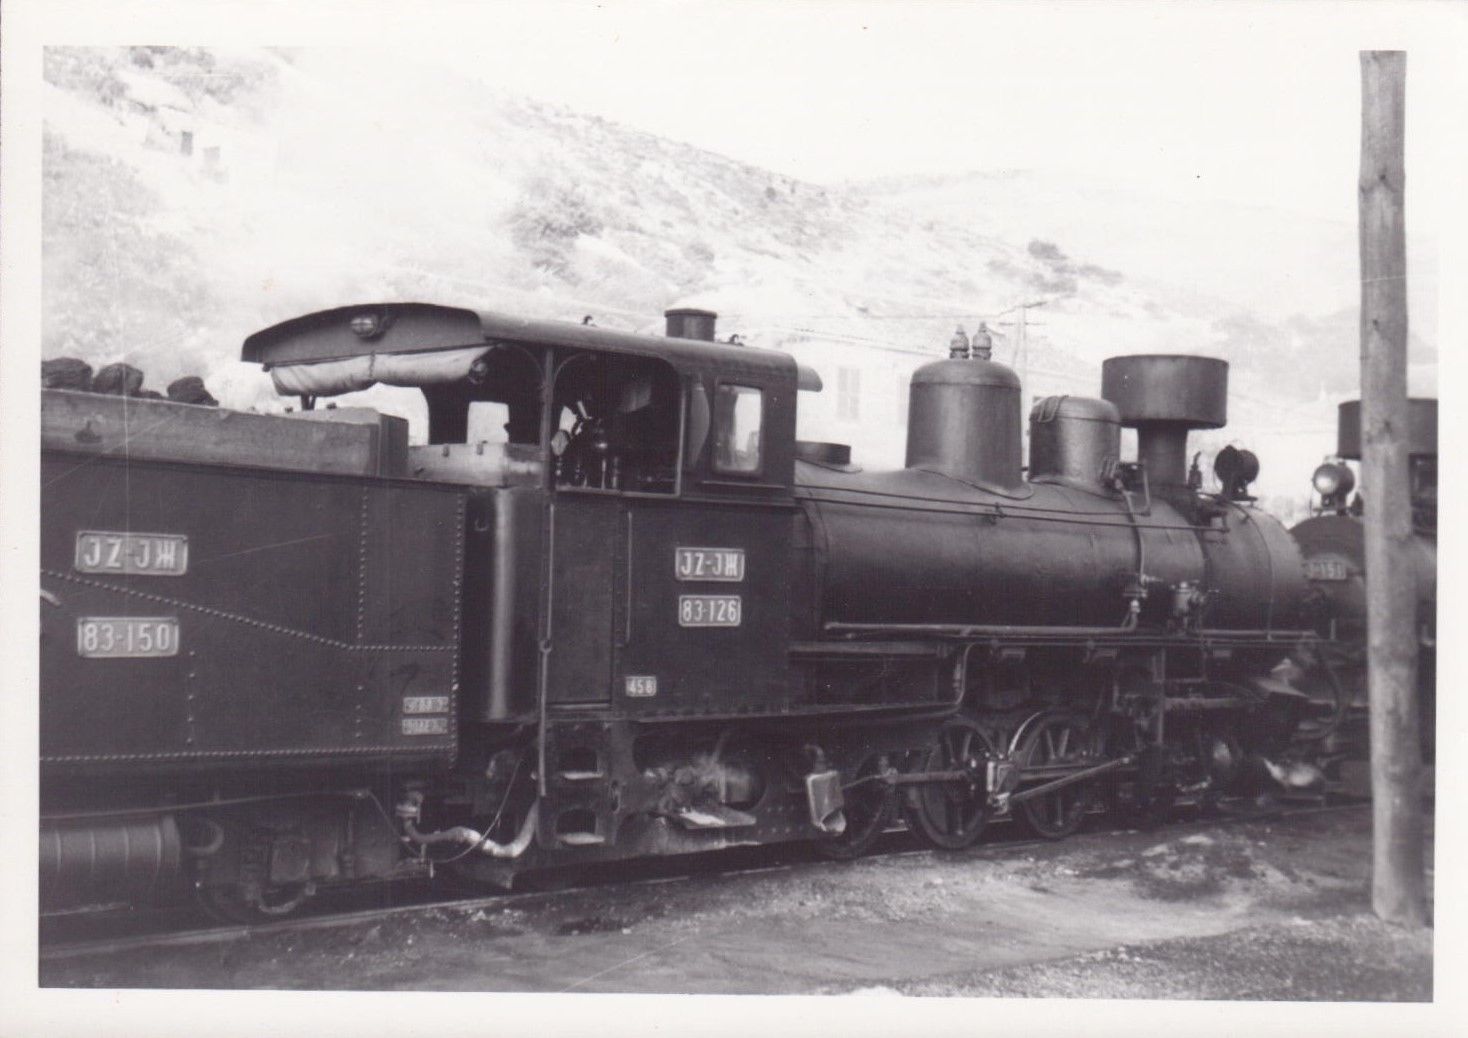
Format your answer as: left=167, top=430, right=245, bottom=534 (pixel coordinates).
left=1358, top=50, right=1427, bottom=927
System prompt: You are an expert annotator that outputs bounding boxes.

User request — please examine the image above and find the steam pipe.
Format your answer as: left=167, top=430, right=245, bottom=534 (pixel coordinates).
left=828, top=616, right=1138, bottom=639
left=402, top=803, right=539, bottom=860
left=825, top=621, right=1313, bottom=642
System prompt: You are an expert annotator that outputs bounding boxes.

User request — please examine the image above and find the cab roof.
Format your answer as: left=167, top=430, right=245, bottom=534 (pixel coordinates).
left=242, top=302, right=806, bottom=388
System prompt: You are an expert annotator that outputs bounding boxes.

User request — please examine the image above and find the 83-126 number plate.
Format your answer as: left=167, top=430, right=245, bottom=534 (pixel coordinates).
left=77, top=617, right=180, bottom=658
left=677, top=595, right=742, bottom=627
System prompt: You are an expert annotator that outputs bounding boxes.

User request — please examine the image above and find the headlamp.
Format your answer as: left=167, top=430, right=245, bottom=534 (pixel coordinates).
left=1312, top=462, right=1355, bottom=498
left=350, top=312, right=384, bottom=339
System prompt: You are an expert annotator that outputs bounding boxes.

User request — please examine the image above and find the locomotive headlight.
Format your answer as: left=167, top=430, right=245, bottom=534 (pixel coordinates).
left=350, top=312, right=384, bottom=339
left=1312, top=462, right=1355, bottom=498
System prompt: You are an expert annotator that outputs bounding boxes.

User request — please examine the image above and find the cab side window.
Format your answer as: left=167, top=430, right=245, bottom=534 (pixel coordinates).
left=713, top=384, right=763, bottom=474
left=552, top=355, right=681, bottom=493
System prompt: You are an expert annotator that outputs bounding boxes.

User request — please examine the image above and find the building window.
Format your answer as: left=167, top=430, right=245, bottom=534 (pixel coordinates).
left=713, top=384, right=762, bottom=474
left=837, top=367, right=861, bottom=422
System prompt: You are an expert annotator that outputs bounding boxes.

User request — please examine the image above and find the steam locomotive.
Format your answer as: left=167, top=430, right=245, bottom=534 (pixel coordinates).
left=1290, top=398, right=1437, bottom=767
left=41, top=303, right=1330, bottom=919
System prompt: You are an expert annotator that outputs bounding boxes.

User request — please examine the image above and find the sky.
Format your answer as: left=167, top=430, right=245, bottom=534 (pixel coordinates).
left=444, top=2, right=1465, bottom=228
left=10, top=2, right=1468, bottom=220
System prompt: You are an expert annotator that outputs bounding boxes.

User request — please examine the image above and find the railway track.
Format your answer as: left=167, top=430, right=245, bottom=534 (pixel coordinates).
left=39, top=796, right=1364, bottom=963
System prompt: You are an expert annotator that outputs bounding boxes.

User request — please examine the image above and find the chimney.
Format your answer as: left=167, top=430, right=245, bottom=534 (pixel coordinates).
left=665, top=308, right=717, bottom=342
left=1101, top=355, right=1228, bottom=487
left=1335, top=398, right=1437, bottom=459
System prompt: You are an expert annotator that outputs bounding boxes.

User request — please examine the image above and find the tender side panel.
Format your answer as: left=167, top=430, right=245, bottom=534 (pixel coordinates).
left=40, top=451, right=465, bottom=772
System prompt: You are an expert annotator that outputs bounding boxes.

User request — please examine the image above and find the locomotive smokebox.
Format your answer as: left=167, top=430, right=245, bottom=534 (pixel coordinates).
left=905, top=356, right=1023, bottom=489
left=1029, top=395, right=1121, bottom=487
left=1102, top=355, right=1228, bottom=486
left=1335, top=398, right=1437, bottom=459
left=665, top=307, right=718, bottom=342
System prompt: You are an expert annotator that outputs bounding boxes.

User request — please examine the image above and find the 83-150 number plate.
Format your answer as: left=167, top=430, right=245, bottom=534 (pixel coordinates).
left=77, top=617, right=180, bottom=658
left=678, top=595, right=742, bottom=627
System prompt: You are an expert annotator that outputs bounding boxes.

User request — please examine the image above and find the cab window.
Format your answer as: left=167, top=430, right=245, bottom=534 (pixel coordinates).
left=551, top=353, right=681, bottom=494
left=713, top=384, right=763, bottom=474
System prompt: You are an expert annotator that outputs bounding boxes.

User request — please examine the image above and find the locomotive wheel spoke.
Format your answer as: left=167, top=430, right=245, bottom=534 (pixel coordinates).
left=903, top=718, right=991, bottom=851
left=1017, top=715, right=1097, bottom=840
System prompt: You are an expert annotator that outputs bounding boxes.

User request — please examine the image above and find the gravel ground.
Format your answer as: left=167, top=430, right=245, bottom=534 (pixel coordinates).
left=892, top=915, right=1432, bottom=1000
left=39, top=802, right=1433, bottom=1002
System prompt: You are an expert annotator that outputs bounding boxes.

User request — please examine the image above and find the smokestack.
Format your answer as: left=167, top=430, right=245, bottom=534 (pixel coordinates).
left=1101, top=355, right=1228, bottom=487
left=1335, top=398, right=1437, bottom=459
left=665, top=308, right=717, bottom=342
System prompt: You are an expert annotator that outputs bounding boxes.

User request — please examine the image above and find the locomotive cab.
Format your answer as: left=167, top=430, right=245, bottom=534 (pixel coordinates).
left=245, top=303, right=810, bottom=869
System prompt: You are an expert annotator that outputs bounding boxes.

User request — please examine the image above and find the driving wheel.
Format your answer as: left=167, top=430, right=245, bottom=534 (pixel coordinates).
left=903, top=718, right=991, bottom=850
left=1015, top=714, right=1098, bottom=839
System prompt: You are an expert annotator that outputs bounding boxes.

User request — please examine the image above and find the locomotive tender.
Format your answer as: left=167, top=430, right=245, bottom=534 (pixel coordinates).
left=40, top=303, right=1321, bottom=917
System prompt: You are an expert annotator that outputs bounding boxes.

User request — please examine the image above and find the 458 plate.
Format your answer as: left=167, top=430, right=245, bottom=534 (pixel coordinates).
left=77, top=617, right=180, bottom=658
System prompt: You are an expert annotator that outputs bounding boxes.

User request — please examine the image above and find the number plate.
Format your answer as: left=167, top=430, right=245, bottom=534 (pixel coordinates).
left=678, top=595, right=742, bottom=627
left=401, top=717, right=450, bottom=736
left=1305, top=558, right=1350, bottom=581
left=625, top=675, right=658, bottom=698
left=674, top=547, right=745, bottom=582
left=77, top=617, right=180, bottom=658
left=75, top=531, right=189, bottom=576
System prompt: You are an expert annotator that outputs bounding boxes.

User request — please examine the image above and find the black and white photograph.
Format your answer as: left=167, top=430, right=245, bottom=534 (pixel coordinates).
left=2, top=1, right=1463, bottom=1034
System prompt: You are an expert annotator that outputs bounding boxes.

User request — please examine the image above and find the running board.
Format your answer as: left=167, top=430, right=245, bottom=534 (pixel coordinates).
left=557, top=832, right=607, bottom=847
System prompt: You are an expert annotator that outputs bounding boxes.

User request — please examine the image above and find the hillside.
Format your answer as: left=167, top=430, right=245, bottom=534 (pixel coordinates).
left=854, top=168, right=1438, bottom=396
left=41, top=46, right=1432, bottom=512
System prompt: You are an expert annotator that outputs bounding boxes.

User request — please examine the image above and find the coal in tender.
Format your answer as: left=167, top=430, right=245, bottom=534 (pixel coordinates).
left=167, top=375, right=219, bottom=406
left=92, top=363, right=146, bottom=397
left=42, top=357, right=94, bottom=391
